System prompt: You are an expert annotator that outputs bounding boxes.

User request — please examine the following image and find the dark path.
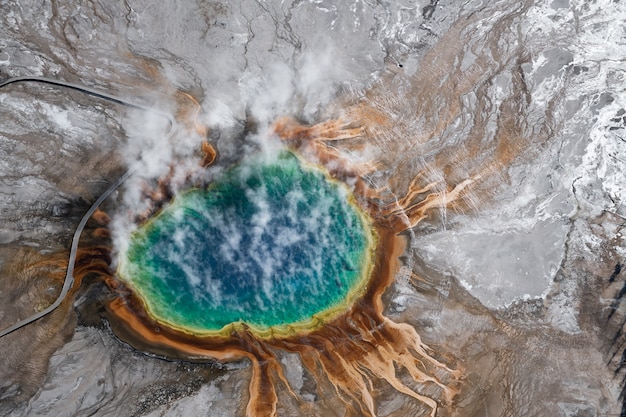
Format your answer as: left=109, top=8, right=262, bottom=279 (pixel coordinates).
left=0, top=76, right=174, bottom=338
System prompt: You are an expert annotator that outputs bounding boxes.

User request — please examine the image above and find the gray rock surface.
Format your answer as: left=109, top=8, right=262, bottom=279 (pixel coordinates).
left=1, top=0, right=625, bottom=416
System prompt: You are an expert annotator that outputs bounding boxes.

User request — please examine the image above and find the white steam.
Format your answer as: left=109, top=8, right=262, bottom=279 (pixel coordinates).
left=110, top=39, right=362, bottom=271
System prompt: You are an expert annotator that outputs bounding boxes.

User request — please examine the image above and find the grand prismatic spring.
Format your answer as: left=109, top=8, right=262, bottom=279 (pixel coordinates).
left=1, top=0, right=625, bottom=416
left=117, top=150, right=375, bottom=337
left=100, top=118, right=462, bottom=416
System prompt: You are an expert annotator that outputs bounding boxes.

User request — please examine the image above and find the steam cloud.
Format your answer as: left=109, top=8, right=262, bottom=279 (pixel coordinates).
left=110, top=40, right=363, bottom=271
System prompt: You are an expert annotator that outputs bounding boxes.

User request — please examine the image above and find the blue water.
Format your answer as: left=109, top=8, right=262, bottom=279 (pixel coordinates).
left=118, top=151, right=374, bottom=334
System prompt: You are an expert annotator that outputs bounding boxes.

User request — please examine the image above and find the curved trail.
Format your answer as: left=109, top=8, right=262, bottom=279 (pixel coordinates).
left=0, top=77, right=175, bottom=338
left=0, top=76, right=176, bottom=127
left=0, top=171, right=131, bottom=337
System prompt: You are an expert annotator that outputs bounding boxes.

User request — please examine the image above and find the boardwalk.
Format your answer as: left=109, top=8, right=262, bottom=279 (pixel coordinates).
left=0, top=77, right=174, bottom=338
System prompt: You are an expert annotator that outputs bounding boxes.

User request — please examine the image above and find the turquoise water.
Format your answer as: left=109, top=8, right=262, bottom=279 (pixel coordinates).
left=118, top=151, right=373, bottom=334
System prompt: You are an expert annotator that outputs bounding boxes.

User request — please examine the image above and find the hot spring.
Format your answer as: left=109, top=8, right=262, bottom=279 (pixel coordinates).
left=116, top=150, right=376, bottom=337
